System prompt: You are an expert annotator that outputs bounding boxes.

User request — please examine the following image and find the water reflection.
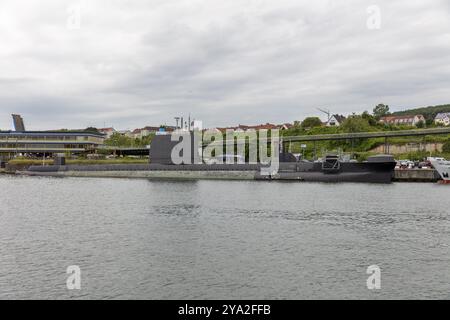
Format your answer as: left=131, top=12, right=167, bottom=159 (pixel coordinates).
left=0, top=176, right=449, bottom=299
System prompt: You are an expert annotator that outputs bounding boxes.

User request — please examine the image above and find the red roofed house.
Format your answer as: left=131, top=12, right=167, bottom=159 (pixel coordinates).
left=131, top=128, right=142, bottom=139
left=279, top=123, right=294, bottom=130
left=98, top=127, right=116, bottom=139
left=208, top=123, right=293, bottom=133
left=380, top=115, right=425, bottom=127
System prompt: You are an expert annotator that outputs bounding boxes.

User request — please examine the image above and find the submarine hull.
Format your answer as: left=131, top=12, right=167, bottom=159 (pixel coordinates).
left=24, top=158, right=396, bottom=183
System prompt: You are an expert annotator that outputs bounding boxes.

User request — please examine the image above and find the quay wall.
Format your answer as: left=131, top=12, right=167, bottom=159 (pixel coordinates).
left=371, top=142, right=443, bottom=154
left=19, top=168, right=441, bottom=183
left=5, top=163, right=31, bottom=173
left=1, top=163, right=31, bottom=174
left=394, top=169, right=440, bottom=182
left=20, top=170, right=256, bottom=180
left=9, top=163, right=441, bottom=183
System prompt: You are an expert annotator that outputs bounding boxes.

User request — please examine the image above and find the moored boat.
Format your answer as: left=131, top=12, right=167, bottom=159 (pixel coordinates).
left=429, top=157, right=450, bottom=184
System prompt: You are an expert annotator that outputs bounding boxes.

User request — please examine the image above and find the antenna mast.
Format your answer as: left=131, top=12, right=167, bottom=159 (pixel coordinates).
left=317, top=108, right=331, bottom=122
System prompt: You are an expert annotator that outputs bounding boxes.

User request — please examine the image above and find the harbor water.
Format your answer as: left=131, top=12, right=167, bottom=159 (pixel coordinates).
left=0, top=175, right=449, bottom=299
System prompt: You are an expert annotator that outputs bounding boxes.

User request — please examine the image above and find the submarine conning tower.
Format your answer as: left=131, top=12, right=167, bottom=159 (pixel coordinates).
left=149, top=132, right=201, bottom=165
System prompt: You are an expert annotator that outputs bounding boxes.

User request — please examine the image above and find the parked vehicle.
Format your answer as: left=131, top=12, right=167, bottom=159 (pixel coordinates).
left=205, top=154, right=245, bottom=164
left=397, top=159, right=414, bottom=169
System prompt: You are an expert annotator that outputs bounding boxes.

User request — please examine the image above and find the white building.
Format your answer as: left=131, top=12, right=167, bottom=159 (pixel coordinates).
left=98, top=127, right=116, bottom=138
left=380, top=114, right=426, bottom=126
left=434, top=113, right=450, bottom=126
left=326, top=115, right=346, bottom=127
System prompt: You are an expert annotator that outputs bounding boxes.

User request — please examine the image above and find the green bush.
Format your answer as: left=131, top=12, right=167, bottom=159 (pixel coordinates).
left=301, top=117, right=323, bottom=129
left=443, top=140, right=450, bottom=153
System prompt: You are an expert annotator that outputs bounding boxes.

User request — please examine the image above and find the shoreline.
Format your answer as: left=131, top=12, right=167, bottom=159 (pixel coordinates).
left=12, top=167, right=440, bottom=183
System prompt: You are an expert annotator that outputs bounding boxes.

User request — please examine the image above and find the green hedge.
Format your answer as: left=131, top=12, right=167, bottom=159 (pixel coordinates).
left=443, top=139, right=450, bottom=153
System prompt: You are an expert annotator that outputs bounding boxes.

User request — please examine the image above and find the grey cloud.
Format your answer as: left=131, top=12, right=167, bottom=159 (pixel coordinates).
left=1, top=0, right=449, bottom=130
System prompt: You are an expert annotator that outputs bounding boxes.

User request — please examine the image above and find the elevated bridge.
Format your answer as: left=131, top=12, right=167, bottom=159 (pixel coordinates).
left=98, top=146, right=149, bottom=156
left=202, top=127, right=450, bottom=156
left=281, top=127, right=450, bottom=142
left=281, top=127, right=450, bottom=156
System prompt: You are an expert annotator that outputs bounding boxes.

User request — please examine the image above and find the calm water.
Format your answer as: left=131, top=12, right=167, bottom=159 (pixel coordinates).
left=0, top=175, right=449, bottom=300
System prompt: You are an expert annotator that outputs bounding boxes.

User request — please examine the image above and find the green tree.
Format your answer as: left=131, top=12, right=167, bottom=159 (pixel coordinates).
left=416, top=120, right=425, bottom=128
left=105, top=132, right=155, bottom=148
left=84, top=127, right=100, bottom=133
left=361, top=111, right=377, bottom=126
left=373, top=104, right=390, bottom=119
left=105, top=132, right=135, bottom=147
left=443, top=139, right=450, bottom=153
left=139, top=133, right=155, bottom=147
left=341, top=115, right=372, bottom=133
left=301, top=117, right=323, bottom=129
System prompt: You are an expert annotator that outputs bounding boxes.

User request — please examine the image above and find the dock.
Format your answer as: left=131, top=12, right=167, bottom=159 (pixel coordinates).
left=393, top=169, right=440, bottom=182
left=10, top=165, right=442, bottom=183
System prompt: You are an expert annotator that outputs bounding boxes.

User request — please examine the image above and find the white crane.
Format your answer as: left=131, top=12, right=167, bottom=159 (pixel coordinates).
left=317, top=108, right=331, bottom=122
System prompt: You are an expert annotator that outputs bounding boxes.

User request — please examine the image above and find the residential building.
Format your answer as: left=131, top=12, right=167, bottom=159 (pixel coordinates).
left=131, top=126, right=175, bottom=139
left=279, top=123, right=294, bottom=130
left=380, top=114, right=426, bottom=126
left=117, top=129, right=131, bottom=136
left=434, top=112, right=450, bottom=126
left=326, top=114, right=346, bottom=127
left=131, top=128, right=143, bottom=139
left=98, top=127, right=116, bottom=138
left=208, top=123, right=293, bottom=133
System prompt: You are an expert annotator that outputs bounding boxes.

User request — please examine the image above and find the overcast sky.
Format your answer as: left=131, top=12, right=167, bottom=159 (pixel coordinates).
left=1, top=0, right=449, bottom=130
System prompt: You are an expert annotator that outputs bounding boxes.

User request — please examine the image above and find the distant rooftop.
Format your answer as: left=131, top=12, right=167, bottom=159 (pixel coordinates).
left=11, top=114, right=25, bottom=131
left=0, top=130, right=105, bottom=137
left=435, top=112, right=450, bottom=119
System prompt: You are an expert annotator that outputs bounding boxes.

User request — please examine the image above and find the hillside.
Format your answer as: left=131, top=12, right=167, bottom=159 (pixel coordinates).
left=392, top=103, right=450, bottom=121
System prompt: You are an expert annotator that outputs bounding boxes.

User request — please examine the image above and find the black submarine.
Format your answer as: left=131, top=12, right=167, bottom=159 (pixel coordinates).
left=147, top=133, right=396, bottom=183
left=23, top=132, right=396, bottom=183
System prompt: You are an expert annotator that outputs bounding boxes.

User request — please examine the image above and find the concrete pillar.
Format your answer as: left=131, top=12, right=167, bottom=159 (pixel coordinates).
left=384, top=137, right=389, bottom=154
left=313, top=141, right=317, bottom=160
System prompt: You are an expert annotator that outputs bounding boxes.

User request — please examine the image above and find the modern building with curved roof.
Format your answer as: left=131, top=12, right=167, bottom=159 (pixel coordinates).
left=0, top=130, right=105, bottom=159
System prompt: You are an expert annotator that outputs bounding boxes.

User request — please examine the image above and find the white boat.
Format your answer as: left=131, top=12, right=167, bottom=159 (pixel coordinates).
left=428, top=157, right=450, bottom=184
